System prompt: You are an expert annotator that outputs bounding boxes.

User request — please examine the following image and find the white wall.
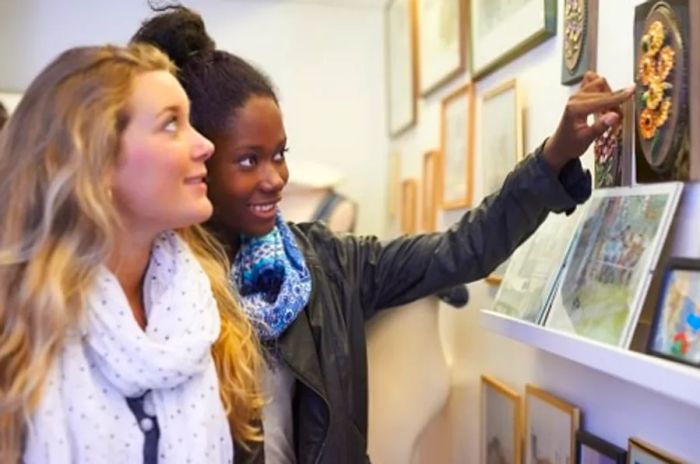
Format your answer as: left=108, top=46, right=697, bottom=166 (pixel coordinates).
left=386, top=0, right=700, bottom=462
left=0, top=0, right=387, bottom=235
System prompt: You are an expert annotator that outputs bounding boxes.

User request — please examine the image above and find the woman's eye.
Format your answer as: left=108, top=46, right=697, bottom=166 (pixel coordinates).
left=273, top=147, right=289, bottom=162
left=163, top=117, right=178, bottom=133
left=239, top=155, right=257, bottom=168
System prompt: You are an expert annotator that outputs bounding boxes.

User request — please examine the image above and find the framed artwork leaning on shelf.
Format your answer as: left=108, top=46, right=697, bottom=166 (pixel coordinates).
left=628, top=438, right=687, bottom=464
left=647, top=257, right=700, bottom=368
left=491, top=206, right=583, bottom=324
left=481, top=375, right=522, bottom=464
left=576, top=430, right=626, bottom=464
left=525, top=385, right=579, bottom=464
left=544, top=182, right=683, bottom=347
left=440, top=83, right=475, bottom=210
left=386, top=0, right=418, bottom=137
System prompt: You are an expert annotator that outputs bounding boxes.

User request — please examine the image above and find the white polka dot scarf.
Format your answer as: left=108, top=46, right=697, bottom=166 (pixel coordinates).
left=23, top=231, right=234, bottom=464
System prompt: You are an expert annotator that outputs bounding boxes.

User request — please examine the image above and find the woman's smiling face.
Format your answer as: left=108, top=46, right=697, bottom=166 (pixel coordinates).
left=206, top=95, right=289, bottom=238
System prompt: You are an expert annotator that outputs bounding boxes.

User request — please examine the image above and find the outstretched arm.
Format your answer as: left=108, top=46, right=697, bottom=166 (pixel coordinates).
left=321, top=72, right=634, bottom=319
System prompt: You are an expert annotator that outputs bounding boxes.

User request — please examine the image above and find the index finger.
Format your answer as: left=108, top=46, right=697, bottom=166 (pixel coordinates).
left=568, top=86, right=635, bottom=117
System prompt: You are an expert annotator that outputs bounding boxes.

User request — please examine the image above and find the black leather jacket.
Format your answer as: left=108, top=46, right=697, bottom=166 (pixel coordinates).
left=235, top=148, right=591, bottom=464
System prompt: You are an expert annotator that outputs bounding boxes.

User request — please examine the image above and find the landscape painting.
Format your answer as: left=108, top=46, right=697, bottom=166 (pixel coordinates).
left=545, top=183, right=682, bottom=347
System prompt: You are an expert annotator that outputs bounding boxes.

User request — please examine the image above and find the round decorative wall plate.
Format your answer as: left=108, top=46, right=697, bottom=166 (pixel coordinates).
left=635, top=1, right=687, bottom=172
left=564, top=0, right=586, bottom=73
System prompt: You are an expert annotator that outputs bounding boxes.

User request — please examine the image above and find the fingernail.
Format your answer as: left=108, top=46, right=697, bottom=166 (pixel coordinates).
left=601, top=112, right=619, bottom=126
left=614, top=85, right=636, bottom=96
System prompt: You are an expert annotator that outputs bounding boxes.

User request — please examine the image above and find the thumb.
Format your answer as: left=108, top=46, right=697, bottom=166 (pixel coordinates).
left=579, top=112, right=619, bottom=145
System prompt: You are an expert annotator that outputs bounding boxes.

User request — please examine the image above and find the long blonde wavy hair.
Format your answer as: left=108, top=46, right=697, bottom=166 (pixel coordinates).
left=0, top=43, right=263, bottom=461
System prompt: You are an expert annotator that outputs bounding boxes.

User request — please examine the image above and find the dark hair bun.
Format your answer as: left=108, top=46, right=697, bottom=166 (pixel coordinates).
left=131, top=5, right=215, bottom=69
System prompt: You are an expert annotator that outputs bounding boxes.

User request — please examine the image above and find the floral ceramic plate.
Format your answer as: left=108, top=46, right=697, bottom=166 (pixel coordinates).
left=635, top=1, right=687, bottom=172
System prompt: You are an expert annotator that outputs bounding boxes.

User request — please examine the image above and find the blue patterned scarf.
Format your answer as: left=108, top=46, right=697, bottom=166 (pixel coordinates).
left=231, top=213, right=312, bottom=340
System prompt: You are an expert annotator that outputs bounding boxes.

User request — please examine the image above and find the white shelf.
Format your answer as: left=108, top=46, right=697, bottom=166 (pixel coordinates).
left=480, top=310, right=700, bottom=409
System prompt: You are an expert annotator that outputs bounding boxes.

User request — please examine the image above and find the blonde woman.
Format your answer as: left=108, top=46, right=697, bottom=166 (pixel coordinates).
left=0, top=43, right=263, bottom=463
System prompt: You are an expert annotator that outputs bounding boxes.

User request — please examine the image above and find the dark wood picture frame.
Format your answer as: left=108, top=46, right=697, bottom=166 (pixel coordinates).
left=576, top=430, right=627, bottom=464
left=647, top=257, right=700, bottom=369
left=469, top=0, right=557, bottom=80
left=561, top=0, right=599, bottom=85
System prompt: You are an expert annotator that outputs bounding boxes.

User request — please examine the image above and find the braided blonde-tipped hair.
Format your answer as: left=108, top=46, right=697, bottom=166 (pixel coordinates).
left=0, top=43, right=263, bottom=462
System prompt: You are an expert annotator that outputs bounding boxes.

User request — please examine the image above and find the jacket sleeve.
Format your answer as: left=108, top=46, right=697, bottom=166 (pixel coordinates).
left=317, top=144, right=591, bottom=320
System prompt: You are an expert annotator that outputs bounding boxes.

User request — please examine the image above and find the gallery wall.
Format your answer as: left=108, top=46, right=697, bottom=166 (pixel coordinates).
left=386, top=0, right=700, bottom=462
left=0, top=0, right=388, bottom=236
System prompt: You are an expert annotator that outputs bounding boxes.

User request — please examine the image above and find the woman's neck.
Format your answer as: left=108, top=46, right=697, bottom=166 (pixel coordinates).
left=106, top=230, right=155, bottom=330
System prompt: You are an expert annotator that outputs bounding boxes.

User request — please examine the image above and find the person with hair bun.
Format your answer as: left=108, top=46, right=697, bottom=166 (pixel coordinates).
left=0, top=42, right=264, bottom=464
left=133, top=6, right=633, bottom=464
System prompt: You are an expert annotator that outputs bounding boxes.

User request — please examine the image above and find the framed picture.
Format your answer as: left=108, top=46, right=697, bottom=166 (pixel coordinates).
left=422, top=150, right=440, bottom=231
left=545, top=183, right=683, bottom=347
left=417, top=0, right=466, bottom=95
left=647, top=257, right=700, bottom=368
left=469, top=0, right=557, bottom=80
left=481, top=375, right=522, bottom=464
left=480, top=79, right=523, bottom=284
left=440, top=83, right=475, bottom=210
left=594, top=99, right=634, bottom=188
left=386, top=0, right=418, bottom=137
left=634, top=0, right=694, bottom=182
left=525, top=385, right=580, bottom=464
left=492, top=208, right=582, bottom=324
left=628, top=438, right=686, bottom=464
left=576, top=430, right=626, bottom=464
left=561, top=0, right=598, bottom=85
left=401, top=178, right=418, bottom=234
left=480, top=79, right=523, bottom=198
left=388, top=151, right=402, bottom=220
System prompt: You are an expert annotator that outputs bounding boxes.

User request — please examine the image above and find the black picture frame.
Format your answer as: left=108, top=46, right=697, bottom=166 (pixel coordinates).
left=647, top=257, right=700, bottom=368
left=575, top=430, right=626, bottom=464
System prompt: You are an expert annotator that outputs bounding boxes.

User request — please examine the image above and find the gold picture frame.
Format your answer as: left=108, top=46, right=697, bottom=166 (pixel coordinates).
left=422, top=150, right=440, bottom=232
left=481, top=79, right=523, bottom=285
left=401, top=178, right=418, bottom=234
left=440, top=83, right=475, bottom=210
left=627, top=438, right=687, bottom=464
left=481, top=375, right=523, bottom=464
left=525, top=385, right=580, bottom=464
